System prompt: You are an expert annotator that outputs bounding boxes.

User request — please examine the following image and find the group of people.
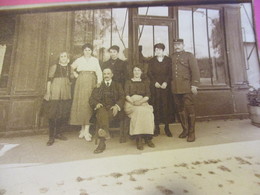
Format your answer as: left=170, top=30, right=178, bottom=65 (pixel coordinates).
left=41, top=39, right=200, bottom=154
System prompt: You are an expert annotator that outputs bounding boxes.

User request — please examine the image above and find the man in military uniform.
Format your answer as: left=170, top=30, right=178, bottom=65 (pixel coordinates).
left=102, top=45, right=128, bottom=87
left=171, top=39, right=200, bottom=142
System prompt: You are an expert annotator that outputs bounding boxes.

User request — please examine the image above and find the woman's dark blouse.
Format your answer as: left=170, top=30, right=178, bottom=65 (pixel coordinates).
left=48, top=64, right=71, bottom=82
left=124, top=79, right=151, bottom=98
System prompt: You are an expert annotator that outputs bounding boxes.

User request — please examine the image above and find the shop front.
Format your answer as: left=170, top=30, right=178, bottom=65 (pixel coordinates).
left=0, top=2, right=257, bottom=135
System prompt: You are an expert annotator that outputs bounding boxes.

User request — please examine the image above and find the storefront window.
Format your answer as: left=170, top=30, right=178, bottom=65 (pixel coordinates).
left=178, top=7, right=227, bottom=86
left=0, top=15, right=15, bottom=89
left=73, top=8, right=128, bottom=62
left=138, top=6, right=169, bottom=17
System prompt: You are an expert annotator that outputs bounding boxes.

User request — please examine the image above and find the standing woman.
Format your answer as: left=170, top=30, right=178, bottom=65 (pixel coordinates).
left=124, top=66, right=155, bottom=150
left=70, top=43, right=103, bottom=141
left=147, top=43, right=172, bottom=137
left=43, top=52, right=72, bottom=146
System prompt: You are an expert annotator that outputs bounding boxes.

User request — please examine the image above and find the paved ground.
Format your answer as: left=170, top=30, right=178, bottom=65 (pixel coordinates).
left=0, top=119, right=260, bottom=195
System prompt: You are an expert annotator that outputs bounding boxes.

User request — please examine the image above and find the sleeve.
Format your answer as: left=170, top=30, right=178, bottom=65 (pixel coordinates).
left=123, top=60, right=129, bottom=81
left=189, top=53, right=200, bottom=86
left=95, top=58, right=103, bottom=84
left=124, top=80, right=131, bottom=96
left=89, top=87, right=100, bottom=109
left=147, top=59, right=155, bottom=85
left=165, top=57, right=172, bottom=84
left=116, top=83, right=125, bottom=109
left=47, top=65, right=57, bottom=81
left=144, top=80, right=151, bottom=98
left=70, top=58, right=79, bottom=70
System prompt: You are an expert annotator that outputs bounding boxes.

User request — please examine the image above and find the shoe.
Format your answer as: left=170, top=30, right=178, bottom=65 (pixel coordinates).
left=84, top=133, right=92, bottom=142
left=187, top=132, right=195, bottom=142
left=164, top=125, right=172, bottom=137
left=46, top=138, right=55, bottom=146
left=136, top=137, right=144, bottom=150
left=145, top=139, right=155, bottom=148
left=55, top=134, right=67, bottom=140
left=178, top=131, right=188, bottom=138
left=94, top=140, right=106, bottom=154
left=79, top=130, right=85, bottom=138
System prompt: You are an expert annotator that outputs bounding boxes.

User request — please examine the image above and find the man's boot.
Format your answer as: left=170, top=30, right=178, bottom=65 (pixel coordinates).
left=94, top=138, right=106, bottom=154
left=154, top=125, right=160, bottom=136
left=136, top=136, right=144, bottom=150
left=47, top=119, right=55, bottom=146
left=144, top=136, right=155, bottom=148
left=187, top=114, right=196, bottom=142
left=164, top=124, right=172, bottom=137
left=178, top=111, right=189, bottom=138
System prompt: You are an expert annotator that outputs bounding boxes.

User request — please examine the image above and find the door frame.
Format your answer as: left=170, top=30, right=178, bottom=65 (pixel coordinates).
left=132, top=16, right=177, bottom=65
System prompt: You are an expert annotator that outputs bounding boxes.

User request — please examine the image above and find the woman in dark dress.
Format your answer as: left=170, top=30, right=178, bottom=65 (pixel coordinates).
left=42, top=52, right=72, bottom=146
left=124, top=66, right=155, bottom=150
left=147, top=43, right=172, bottom=137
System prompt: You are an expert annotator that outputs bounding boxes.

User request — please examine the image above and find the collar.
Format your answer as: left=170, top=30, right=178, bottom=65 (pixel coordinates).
left=104, top=80, right=112, bottom=86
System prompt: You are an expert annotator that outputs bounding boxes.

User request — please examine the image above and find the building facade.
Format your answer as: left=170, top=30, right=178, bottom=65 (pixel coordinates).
left=0, top=2, right=259, bottom=135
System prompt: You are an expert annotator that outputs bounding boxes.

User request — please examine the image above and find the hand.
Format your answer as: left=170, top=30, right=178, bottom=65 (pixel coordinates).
left=111, top=105, right=119, bottom=116
left=44, top=93, right=50, bottom=101
left=96, top=83, right=101, bottom=88
left=155, top=82, right=161, bottom=88
left=191, top=86, right=198, bottom=95
left=95, top=103, right=103, bottom=110
left=161, top=82, right=167, bottom=89
left=73, top=71, right=79, bottom=78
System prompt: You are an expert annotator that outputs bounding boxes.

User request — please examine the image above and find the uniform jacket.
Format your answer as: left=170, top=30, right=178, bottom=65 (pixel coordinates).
left=89, top=81, right=125, bottom=110
left=102, top=58, right=128, bottom=85
left=171, top=51, right=200, bottom=94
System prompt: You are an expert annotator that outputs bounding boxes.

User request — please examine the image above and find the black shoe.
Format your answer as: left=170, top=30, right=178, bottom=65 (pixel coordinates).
left=154, top=125, right=160, bottom=136
left=178, top=131, right=188, bottom=138
left=164, top=126, right=172, bottom=137
left=136, top=137, right=144, bottom=150
left=47, top=138, right=55, bottom=146
left=55, top=134, right=67, bottom=141
left=145, top=139, right=155, bottom=148
left=94, top=140, right=106, bottom=154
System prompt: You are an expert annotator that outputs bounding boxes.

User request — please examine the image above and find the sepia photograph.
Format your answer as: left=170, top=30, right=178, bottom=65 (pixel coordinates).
left=0, top=0, right=260, bottom=194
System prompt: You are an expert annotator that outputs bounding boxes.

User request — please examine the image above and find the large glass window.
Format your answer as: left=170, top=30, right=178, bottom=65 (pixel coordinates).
left=138, top=6, right=169, bottom=17
left=73, top=8, right=128, bottom=62
left=178, top=7, right=227, bottom=86
left=0, top=14, right=16, bottom=89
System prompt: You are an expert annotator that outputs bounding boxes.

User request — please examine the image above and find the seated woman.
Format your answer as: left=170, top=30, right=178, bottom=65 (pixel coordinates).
left=124, top=66, right=155, bottom=150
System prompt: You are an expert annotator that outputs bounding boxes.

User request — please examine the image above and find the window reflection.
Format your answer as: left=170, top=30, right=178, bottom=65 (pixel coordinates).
left=178, top=7, right=227, bottom=86
left=0, top=15, right=15, bottom=89
left=178, top=8, right=194, bottom=53
left=73, top=8, right=128, bottom=62
left=138, top=7, right=168, bottom=17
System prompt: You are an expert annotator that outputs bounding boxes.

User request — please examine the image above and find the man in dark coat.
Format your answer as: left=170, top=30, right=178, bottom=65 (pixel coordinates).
left=171, top=39, right=200, bottom=142
left=89, top=68, right=125, bottom=153
left=102, top=45, right=128, bottom=86
left=147, top=43, right=173, bottom=137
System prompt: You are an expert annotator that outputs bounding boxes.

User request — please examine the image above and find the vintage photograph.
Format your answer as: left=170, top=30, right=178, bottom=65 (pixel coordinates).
left=0, top=0, right=260, bottom=194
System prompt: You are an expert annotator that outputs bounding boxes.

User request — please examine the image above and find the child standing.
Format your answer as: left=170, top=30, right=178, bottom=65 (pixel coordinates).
left=42, top=52, right=72, bottom=146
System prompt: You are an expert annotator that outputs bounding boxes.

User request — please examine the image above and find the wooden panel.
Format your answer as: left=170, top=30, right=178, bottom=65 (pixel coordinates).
left=8, top=99, right=37, bottom=130
left=194, top=90, right=234, bottom=116
left=12, top=13, right=47, bottom=94
left=224, top=6, right=248, bottom=86
left=0, top=101, right=9, bottom=132
left=47, top=11, right=72, bottom=66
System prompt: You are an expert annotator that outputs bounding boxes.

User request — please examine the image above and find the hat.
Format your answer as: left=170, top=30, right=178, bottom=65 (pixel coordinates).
left=173, top=39, right=184, bottom=43
left=109, top=45, right=120, bottom=52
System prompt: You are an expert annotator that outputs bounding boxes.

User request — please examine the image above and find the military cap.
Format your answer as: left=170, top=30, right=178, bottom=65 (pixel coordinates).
left=109, top=45, right=120, bottom=52
left=173, top=39, right=184, bottom=43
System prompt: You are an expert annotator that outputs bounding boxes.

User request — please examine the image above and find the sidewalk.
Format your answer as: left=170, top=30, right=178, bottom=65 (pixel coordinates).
left=0, top=119, right=260, bottom=195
